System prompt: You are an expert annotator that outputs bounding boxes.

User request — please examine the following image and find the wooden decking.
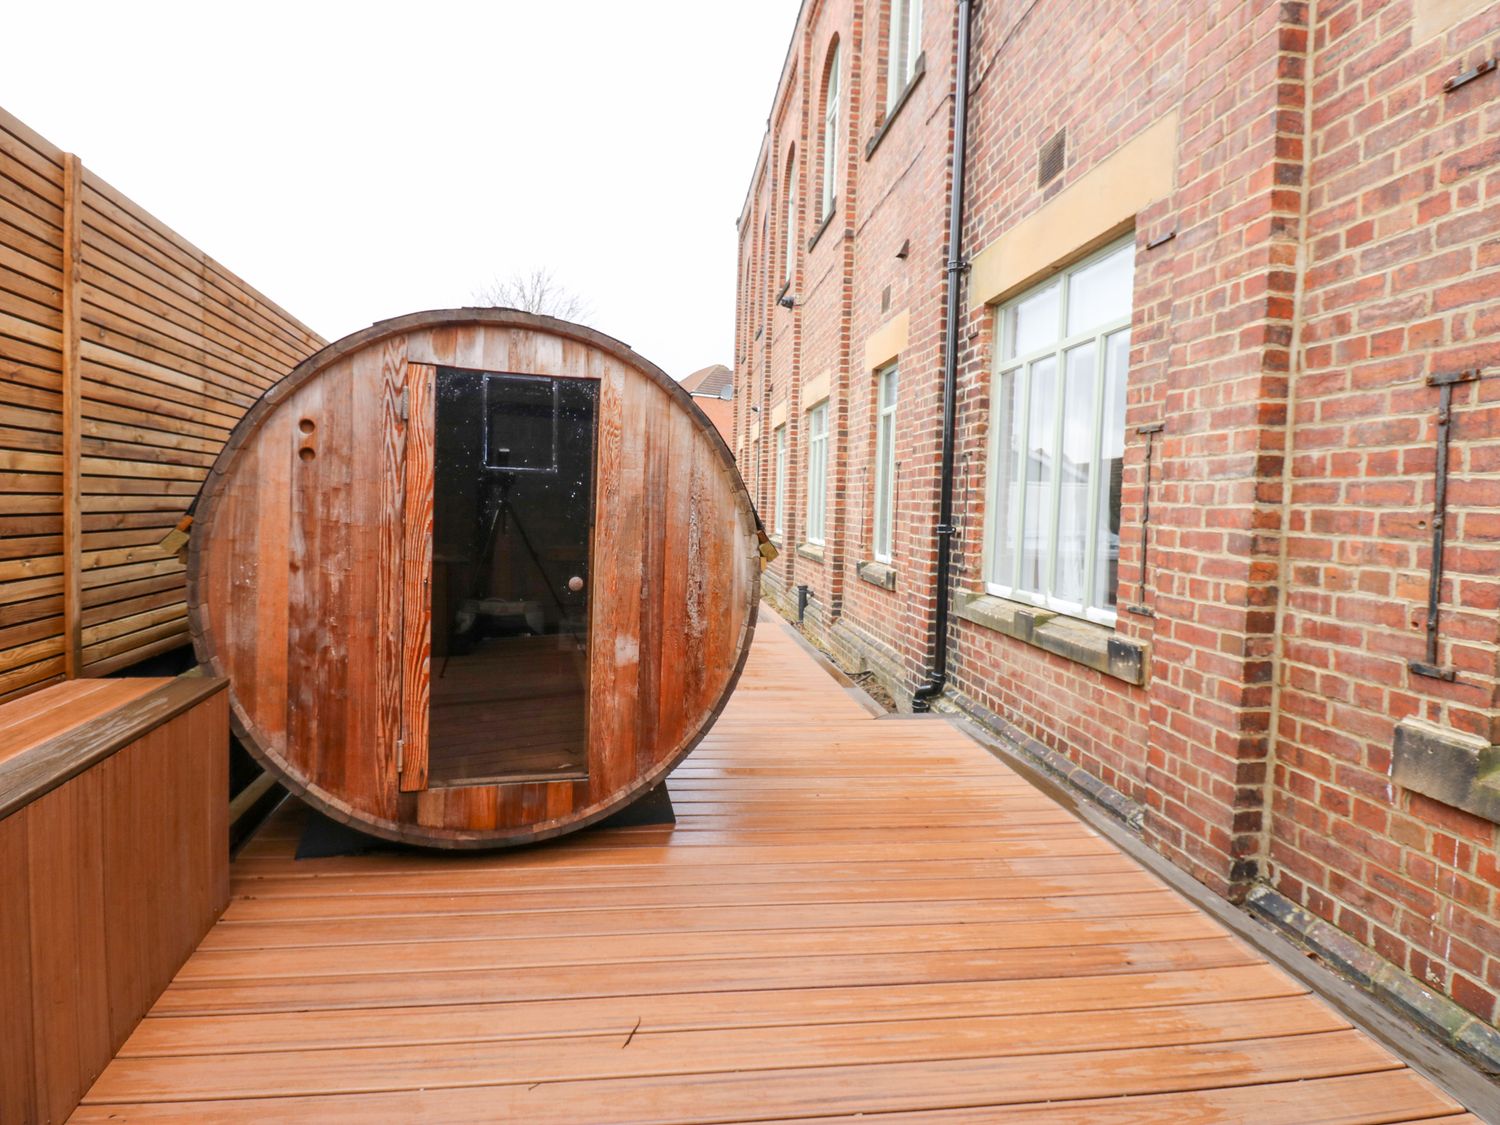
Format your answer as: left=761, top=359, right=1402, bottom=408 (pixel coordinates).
left=73, top=611, right=1476, bottom=1123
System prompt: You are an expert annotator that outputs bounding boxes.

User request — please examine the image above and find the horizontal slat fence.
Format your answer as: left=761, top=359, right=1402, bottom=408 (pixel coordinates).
left=0, top=106, right=323, bottom=699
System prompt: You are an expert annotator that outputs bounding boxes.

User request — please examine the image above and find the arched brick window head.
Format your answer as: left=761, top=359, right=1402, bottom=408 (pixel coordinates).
left=821, top=39, right=842, bottom=220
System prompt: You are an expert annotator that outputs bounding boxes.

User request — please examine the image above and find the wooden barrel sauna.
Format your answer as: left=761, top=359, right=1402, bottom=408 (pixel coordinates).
left=188, top=309, right=759, bottom=848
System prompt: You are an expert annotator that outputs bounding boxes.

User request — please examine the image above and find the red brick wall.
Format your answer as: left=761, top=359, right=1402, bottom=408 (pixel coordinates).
left=736, top=0, right=890, bottom=638
left=734, top=0, right=1500, bottom=1027
left=1272, top=0, right=1500, bottom=1024
left=1139, top=2, right=1311, bottom=900
left=837, top=0, right=952, bottom=682
left=950, top=2, right=1301, bottom=876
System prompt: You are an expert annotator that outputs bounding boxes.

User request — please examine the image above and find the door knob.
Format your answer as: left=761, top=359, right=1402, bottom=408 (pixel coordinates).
left=567, top=576, right=584, bottom=593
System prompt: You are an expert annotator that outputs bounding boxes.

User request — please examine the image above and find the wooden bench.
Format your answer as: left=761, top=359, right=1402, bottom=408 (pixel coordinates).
left=0, top=675, right=229, bottom=1125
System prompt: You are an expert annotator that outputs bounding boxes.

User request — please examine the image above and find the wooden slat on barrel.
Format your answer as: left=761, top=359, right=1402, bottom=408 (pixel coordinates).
left=587, top=360, right=625, bottom=797
left=213, top=428, right=261, bottom=736
left=283, top=374, right=328, bottom=786
left=614, top=361, right=651, bottom=789
left=319, top=358, right=357, bottom=792
left=681, top=429, right=712, bottom=731
left=655, top=404, right=694, bottom=756
left=399, top=363, right=435, bottom=792
left=634, top=377, right=672, bottom=773
left=252, top=412, right=293, bottom=752
left=372, top=335, right=408, bottom=818
left=312, top=359, right=353, bottom=794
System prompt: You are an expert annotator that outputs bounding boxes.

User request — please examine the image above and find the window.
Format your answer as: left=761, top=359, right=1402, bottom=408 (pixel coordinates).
left=782, top=150, right=797, bottom=287
left=773, top=424, right=788, bottom=537
left=756, top=207, right=768, bottom=333
left=986, top=237, right=1134, bottom=624
left=740, top=254, right=752, bottom=356
left=759, top=211, right=768, bottom=316
left=873, top=364, right=898, bottom=562
left=805, top=401, right=828, bottom=545
left=485, top=374, right=558, bottom=472
left=821, top=42, right=842, bottom=219
left=887, top=0, right=922, bottom=113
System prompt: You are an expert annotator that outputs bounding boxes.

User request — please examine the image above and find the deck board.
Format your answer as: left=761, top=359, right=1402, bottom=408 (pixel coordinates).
left=72, top=609, right=1473, bottom=1123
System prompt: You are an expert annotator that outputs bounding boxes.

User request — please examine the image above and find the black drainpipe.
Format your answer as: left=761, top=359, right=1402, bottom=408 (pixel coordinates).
left=913, top=0, right=975, bottom=712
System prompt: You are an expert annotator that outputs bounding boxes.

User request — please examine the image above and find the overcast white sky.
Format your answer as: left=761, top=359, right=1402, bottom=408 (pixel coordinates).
left=3, top=0, right=801, bottom=380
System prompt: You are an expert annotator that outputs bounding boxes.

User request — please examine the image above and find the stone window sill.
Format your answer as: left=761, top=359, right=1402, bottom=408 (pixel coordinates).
left=807, top=209, right=838, bottom=254
left=797, top=542, right=825, bottom=563
left=1393, top=720, right=1500, bottom=825
left=953, top=591, right=1148, bottom=686
left=857, top=559, right=896, bottom=591
left=865, top=53, right=926, bottom=161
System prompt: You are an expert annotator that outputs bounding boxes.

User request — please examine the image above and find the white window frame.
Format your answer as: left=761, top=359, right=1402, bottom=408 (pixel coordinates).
left=984, top=236, right=1134, bottom=626
left=805, top=400, right=828, bottom=546
left=759, top=211, right=768, bottom=316
left=821, top=43, right=842, bottom=220
left=773, top=423, right=788, bottom=538
left=887, top=0, right=922, bottom=114
left=872, top=364, right=898, bottom=563
left=783, top=152, right=796, bottom=288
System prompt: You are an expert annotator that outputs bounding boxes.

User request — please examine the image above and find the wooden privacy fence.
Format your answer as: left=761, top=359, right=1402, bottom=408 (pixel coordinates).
left=0, top=106, right=324, bottom=701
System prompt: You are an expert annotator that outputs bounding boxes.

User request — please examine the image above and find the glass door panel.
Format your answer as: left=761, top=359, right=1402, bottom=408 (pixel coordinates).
left=426, top=368, right=596, bottom=786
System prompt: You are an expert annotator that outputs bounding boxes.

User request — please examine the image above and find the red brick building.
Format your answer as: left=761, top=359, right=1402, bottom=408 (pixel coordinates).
left=734, top=0, right=1500, bottom=1053
left=681, top=362, right=737, bottom=443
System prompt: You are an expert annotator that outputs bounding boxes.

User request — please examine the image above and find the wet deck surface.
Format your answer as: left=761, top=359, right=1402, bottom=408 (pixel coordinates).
left=73, top=610, right=1477, bottom=1122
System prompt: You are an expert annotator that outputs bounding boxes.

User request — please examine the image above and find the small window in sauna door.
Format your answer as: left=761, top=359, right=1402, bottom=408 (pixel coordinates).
left=420, top=368, right=597, bottom=787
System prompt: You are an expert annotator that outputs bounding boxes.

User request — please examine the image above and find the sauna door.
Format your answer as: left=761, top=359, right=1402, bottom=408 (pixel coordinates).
left=402, top=365, right=598, bottom=790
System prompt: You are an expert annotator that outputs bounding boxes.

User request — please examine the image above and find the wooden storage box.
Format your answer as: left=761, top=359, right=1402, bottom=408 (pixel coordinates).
left=0, top=676, right=229, bottom=1123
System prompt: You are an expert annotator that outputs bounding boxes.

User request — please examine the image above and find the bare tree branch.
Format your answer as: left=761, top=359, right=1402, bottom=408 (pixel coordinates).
left=471, top=267, right=593, bottom=322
